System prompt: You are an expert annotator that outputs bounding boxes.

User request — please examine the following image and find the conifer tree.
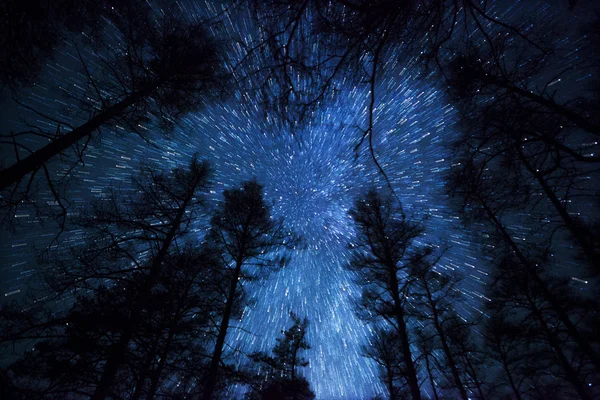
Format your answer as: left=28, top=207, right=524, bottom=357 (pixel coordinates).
left=347, top=189, right=422, bottom=400
left=202, top=180, right=292, bottom=400
left=247, top=312, right=314, bottom=400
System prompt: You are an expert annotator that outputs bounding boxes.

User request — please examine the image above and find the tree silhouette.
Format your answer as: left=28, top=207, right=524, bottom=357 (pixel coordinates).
left=408, top=254, right=472, bottom=400
left=247, top=0, right=547, bottom=194
left=0, top=0, right=109, bottom=90
left=0, top=2, right=225, bottom=231
left=485, top=255, right=598, bottom=399
left=446, top=46, right=600, bottom=273
left=483, top=306, right=540, bottom=400
left=448, top=141, right=600, bottom=372
left=3, top=247, right=223, bottom=399
left=448, top=154, right=600, bottom=398
left=202, top=180, right=293, bottom=400
left=247, top=312, right=314, bottom=400
left=347, top=189, right=422, bottom=400
left=0, top=157, right=213, bottom=399
left=362, top=327, right=405, bottom=400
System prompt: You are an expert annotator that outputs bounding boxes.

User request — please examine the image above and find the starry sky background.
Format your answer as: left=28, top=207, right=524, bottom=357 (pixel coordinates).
left=0, top=1, right=597, bottom=399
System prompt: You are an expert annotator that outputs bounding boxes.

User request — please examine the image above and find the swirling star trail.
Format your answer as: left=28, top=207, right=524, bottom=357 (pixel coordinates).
left=1, top=1, right=597, bottom=398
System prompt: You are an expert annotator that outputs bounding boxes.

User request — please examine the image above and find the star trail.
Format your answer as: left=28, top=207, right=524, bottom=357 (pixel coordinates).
left=1, top=1, right=598, bottom=399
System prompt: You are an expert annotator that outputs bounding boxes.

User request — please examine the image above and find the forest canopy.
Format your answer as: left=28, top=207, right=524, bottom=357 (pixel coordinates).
left=0, top=0, right=598, bottom=399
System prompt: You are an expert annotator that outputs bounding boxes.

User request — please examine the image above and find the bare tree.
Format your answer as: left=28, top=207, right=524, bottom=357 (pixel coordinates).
left=446, top=46, right=600, bottom=273
left=485, top=255, right=598, bottom=399
left=448, top=155, right=600, bottom=397
left=0, top=157, right=215, bottom=399
left=483, top=307, right=541, bottom=400
left=408, top=253, right=471, bottom=400
left=245, top=0, right=548, bottom=194
left=0, top=1, right=225, bottom=231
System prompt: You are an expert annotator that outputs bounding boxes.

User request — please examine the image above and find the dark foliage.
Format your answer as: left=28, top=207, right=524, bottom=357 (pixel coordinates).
left=0, top=0, right=226, bottom=233
left=201, top=180, right=294, bottom=400
left=0, top=157, right=215, bottom=399
left=247, top=312, right=314, bottom=400
left=347, top=189, right=423, bottom=400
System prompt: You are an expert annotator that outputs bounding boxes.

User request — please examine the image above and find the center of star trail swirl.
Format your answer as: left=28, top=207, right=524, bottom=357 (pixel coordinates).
left=0, top=49, right=487, bottom=400
left=143, top=59, right=486, bottom=399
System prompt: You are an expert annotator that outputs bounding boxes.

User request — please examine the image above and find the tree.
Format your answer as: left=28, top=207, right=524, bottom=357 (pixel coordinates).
left=483, top=307, right=540, bottom=400
left=247, top=312, right=314, bottom=400
left=445, top=47, right=600, bottom=273
left=408, top=254, right=471, bottom=400
left=347, top=189, right=422, bottom=400
left=485, top=255, right=598, bottom=400
left=362, top=327, right=406, bottom=400
left=448, top=155, right=600, bottom=398
left=0, top=157, right=214, bottom=399
left=448, top=141, right=600, bottom=373
left=0, top=1, right=225, bottom=229
left=246, top=0, right=548, bottom=193
left=202, top=180, right=293, bottom=400
left=0, top=0, right=107, bottom=90
left=3, top=248, right=223, bottom=399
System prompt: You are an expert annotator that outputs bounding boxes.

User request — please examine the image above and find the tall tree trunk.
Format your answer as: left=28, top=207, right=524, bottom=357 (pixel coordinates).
left=478, top=195, right=600, bottom=371
left=424, top=354, right=440, bottom=400
left=464, top=357, right=486, bottom=400
left=389, top=271, right=421, bottom=400
left=0, top=83, right=158, bottom=191
left=495, top=343, right=523, bottom=400
left=528, top=296, right=592, bottom=400
left=386, top=361, right=396, bottom=400
left=423, top=283, right=468, bottom=400
left=130, top=341, right=159, bottom=400
left=517, top=149, right=598, bottom=271
left=91, top=181, right=194, bottom=400
left=434, top=319, right=468, bottom=400
left=146, top=274, right=197, bottom=400
left=202, top=260, right=242, bottom=400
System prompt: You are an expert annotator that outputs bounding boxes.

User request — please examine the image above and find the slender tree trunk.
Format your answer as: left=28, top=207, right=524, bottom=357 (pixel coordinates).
left=528, top=297, right=592, bottom=400
left=385, top=361, right=396, bottom=400
left=131, top=341, right=159, bottom=400
left=517, top=149, right=598, bottom=271
left=424, top=355, right=440, bottom=400
left=425, top=285, right=468, bottom=400
left=0, top=83, right=158, bottom=191
left=146, top=275, right=197, bottom=400
left=505, top=366, right=523, bottom=400
left=91, top=181, right=194, bottom=400
left=146, top=342, right=171, bottom=400
left=494, top=341, right=523, bottom=400
left=389, top=272, right=421, bottom=400
left=465, top=358, right=486, bottom=400
left=202, top=259, right=243, bottom=400
left=478, top=196, right=600, bottom=371
left=435, top=322, right=468, bottom=400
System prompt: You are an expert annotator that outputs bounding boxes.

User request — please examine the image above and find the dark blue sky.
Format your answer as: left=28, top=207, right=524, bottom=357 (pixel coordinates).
left=1, top=1, right=597, bottom=398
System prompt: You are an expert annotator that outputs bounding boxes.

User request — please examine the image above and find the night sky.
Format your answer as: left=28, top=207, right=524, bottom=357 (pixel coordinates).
left=1, top=1, right=598, bottom=399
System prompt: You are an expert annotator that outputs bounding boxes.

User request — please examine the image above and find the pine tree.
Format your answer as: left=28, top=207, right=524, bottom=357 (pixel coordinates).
left=347, top=189, right=422, bottom=400
left=202, top=180, right=293, bottom=400
left=247, top=312, right=314, bottom=400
